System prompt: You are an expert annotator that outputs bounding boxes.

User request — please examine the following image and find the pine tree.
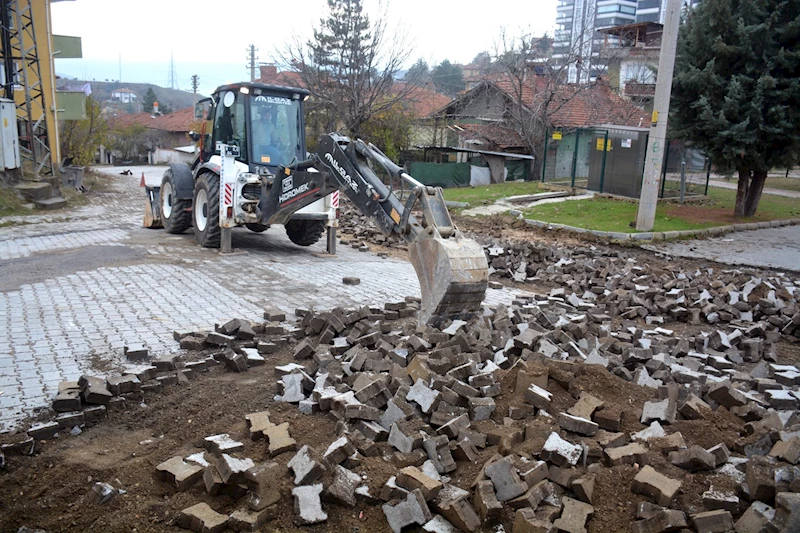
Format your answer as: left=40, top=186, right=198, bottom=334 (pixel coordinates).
left=142, top=88, right=158, bottom=114
left=431, top=60, right=465, bottom=96
left=671, top=0, right=800, bottom=217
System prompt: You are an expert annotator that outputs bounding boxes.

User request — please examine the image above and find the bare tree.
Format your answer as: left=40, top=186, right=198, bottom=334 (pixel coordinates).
left=489, top=24, right=642, bottom=178
left=279, top=0, right=423, bottom=139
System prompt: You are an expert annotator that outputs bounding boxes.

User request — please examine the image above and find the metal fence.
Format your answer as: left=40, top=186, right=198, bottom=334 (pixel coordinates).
left=541, top=128, right=710, bottom=199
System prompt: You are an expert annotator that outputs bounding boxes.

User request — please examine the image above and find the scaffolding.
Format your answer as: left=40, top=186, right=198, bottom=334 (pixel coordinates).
left=0, top=0, right=52, bottom=176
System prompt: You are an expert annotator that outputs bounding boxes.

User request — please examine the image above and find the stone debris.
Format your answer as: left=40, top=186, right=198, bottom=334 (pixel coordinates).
left=17, top=233, right=800, bottom=533
left=86, top=482, right=118, bottom=505
left=292, top=484, right=327, bottom=525
left=177, top=502, right=229, bottom=533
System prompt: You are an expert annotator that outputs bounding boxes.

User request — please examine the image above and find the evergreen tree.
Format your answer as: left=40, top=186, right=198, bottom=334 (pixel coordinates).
left=405, top=59, right=430, bottom=83
left=431, top=60, right=465, bottom=96
left=142, top=88, right=158, bottom=113
left=671, top=0, right=800, bottom=217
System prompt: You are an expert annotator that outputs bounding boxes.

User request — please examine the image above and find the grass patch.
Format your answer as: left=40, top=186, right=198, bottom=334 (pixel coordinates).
left=442, top=181, right=545, bottom=205
left=521, top=187, right=800, bottom=233
left=764, top=177, right=800, bottom=193
left=0, top=185, right=30, bottom=218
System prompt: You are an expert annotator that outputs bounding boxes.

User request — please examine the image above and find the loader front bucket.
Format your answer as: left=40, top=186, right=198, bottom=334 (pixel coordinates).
left=409, top=233, right=489, bottom=327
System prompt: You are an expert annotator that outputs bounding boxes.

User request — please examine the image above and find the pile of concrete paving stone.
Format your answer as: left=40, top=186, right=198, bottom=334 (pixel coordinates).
left=5, top=231, right=800, bottom=532
left=150, top=279, right=800, bottom=532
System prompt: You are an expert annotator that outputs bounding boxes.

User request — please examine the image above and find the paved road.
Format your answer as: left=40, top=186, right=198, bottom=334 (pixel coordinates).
left=648, top=225, right=800, bottom=273
left=0, top=167, right=523, bottom=431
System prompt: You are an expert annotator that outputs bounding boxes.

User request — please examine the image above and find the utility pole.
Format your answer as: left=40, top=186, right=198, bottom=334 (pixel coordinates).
left=191, top=74, right=199, bottom=104
left=635, top=0, right=682, bottom=231
left=246, top=44, right=258, bottom=82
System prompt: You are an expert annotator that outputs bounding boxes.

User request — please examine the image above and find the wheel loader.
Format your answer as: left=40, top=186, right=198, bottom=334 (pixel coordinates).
left=146, top=81, right=488, bottom=325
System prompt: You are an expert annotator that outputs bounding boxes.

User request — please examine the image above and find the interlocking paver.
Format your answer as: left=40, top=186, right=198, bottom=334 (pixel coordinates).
left=0, top=167, right=526, bottom=430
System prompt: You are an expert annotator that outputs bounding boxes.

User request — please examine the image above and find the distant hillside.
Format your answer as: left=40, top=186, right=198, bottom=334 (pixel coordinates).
left=56, top=79, right=204, bottom=111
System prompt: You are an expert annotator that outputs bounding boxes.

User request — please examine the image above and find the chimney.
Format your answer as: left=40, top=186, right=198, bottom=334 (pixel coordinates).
left=259, top=64, right=278, bottom=81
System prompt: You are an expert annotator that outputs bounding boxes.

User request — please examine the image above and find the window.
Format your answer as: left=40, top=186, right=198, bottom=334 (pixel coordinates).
left=212, top=91, right=247, bottom=162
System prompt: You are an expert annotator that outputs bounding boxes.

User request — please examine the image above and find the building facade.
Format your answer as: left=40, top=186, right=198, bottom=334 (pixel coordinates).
left=554, top=0, right=702, bottom=83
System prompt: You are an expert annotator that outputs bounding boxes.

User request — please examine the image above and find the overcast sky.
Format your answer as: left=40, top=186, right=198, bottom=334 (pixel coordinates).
left=51, top=0, right=557, bottom=95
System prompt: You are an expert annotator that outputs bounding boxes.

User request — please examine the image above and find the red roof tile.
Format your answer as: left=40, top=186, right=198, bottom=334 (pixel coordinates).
left=443, top=74, right=650, bottom=129
left=110, top=107, right=198, bottom=133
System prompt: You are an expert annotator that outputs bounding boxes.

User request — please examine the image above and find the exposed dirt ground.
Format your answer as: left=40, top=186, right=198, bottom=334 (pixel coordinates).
left=2, top=211, right=799, bottom=533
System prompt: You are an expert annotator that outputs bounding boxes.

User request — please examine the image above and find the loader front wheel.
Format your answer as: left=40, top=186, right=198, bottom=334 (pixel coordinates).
left=285, top=220, right=325, bottom=247
left=193, top=173, right=221, bottom=248
left=161, top=169, right=191, bottom=234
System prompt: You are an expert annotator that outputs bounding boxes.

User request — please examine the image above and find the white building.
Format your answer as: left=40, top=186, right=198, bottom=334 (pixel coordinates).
left=111, top=88, right=137, bottom=104
left=636, top=0, right=703, bottom=23
left=554, top=0, right=702, bottom=83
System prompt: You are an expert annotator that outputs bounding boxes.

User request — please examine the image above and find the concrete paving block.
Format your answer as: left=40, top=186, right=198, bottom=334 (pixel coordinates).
left=631, top=509, right=687, bottom=533
left=474, top=480, right=503, bottom=523
left=567, top=392, right=604, bottom=420
left=558, top=412, right=599, bottom=436
left=228, top=506, right=275, bottom=532
left=203, top=434, right=244, bottom=456
left=243, top=462, right=281, bottom=511
left=691, top=510, right=734, bottom=533
left=552, top=496, right=593, bottom=533
left=541, top=432, right=582, bottom=466
left=407, top=379, right=442, bottom=414
left=524, top=384, right=552, bottom=410
left=27, top=421, right=60, bottom=441
left=288, top=445, right=325, bottom=485
left=323, top=436, right=357, bottom=466
left=669, top=445, right=717, bottom=471
left=216, top=454, right=255, bottom=485
left=468, top=397, right=496, bottom=421
left=263, top=422, right=296, bottom=456
left=423, top=435, right=457, bottom=474
left=640, top=398, right=676, bottom=425
left=396, top=465, right=443, bottom=501
left=157, top=456, right=204, bottom=491
left=513, top=508, right=554, bottom=533
left=292, top=484, right=327, bottom=525
left=324, top=465, right=361, bottom=507
left=382, top=489, right=432, bottom=533
left=632, top=466, right=682, bottom=506
left=734, top=501, right=775, bottom=533
left=485, top=456, right=527, bottom=502
left=177, top=502, right=229, bottom=533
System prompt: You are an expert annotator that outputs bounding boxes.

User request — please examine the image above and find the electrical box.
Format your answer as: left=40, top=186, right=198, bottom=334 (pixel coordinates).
left=0, top=98, right=20, bottom=170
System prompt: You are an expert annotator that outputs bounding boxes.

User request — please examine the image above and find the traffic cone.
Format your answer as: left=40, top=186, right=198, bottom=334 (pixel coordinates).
left=140, top=172, right=145, bottom=187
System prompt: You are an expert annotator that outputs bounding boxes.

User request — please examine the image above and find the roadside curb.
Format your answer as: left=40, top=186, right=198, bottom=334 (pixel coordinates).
left=517, top=214, right=800, bottom=243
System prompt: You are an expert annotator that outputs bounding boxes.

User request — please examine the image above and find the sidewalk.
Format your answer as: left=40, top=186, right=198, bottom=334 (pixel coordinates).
left=665, top=173, right=800, bottom=199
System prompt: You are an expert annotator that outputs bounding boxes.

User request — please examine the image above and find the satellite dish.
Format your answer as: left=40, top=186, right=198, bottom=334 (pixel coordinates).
left=222, top=91, right=235, bottom=108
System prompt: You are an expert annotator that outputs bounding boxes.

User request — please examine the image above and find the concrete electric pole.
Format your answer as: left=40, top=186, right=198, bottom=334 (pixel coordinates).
left=191, top=74, right=199, bottom=104
left=635, top=0, right=682, bottom=231
left=246, top=44, right=259, bottom=82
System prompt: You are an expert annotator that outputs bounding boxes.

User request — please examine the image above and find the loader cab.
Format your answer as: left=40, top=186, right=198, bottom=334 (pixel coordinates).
left=202, top=83, right=309, bottom=173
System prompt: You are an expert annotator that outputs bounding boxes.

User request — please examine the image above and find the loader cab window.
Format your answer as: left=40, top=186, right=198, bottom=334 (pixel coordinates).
left=250, top=95, right=301, bottom=168
left=212, top=90, right=247, bottom=162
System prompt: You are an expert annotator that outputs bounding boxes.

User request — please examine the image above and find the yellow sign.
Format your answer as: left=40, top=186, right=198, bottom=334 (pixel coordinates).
left=552, top=131, right=562, bottom=140
left=651, top=110, right=659, bottom=126
left=596, top=139, right=612, bottom=151
left=262, top=155, right=271, bottom=163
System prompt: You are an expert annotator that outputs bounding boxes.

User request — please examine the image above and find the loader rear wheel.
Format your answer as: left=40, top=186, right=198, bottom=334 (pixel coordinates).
left=246, top=223, right=270, bottom=233
left=193, top=173, right=221, bottom=248
left=285, top=220, right=325, bottom=246
left=161, top=169, right=191, bottom=234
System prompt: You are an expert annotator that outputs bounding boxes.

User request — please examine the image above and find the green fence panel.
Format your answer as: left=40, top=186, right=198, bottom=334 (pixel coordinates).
left=505, top=160, right=528, bottom=181
left=407, top=162, right=471, bottom=188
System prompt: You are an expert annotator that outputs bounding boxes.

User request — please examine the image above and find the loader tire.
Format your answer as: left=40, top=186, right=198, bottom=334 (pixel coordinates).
left=246, top=223, right=270, bottom=233
left=161, top=169, right=191, bottom=234
left=193, top=173, right=221, bottom=248
left=285, top=220, right=325, bottom=247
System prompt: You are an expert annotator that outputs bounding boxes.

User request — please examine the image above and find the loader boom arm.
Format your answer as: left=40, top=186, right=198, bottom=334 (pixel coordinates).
left=291, top=134, right=489, bottom=326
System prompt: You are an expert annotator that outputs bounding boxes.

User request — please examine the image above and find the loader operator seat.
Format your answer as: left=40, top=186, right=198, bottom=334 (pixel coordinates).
left=252, top=104, right=281, bottom=166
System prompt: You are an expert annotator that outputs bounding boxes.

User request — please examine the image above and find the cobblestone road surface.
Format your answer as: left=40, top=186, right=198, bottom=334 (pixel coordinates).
left=0, top=167, right=523, bottom=430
